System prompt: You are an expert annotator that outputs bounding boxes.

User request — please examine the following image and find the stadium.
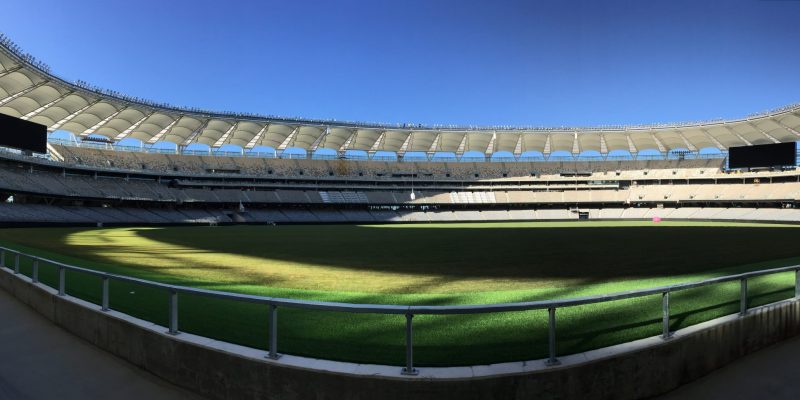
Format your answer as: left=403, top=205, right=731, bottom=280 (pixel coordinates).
left=1, top=4, right=800, bottom=400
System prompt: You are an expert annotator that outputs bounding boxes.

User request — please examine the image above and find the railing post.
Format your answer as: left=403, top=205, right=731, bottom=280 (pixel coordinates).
left=267, top=304, right=281, bottom=359
left=401, top=313, right=418, bottom=375
left=57, top=266, right=65, bottom=296
left=101, top=277, right=110, bottom=311
left=13, top=254, right=19, bottom=274
left=31, top=260, right=38, bottom=283
left=662, top=291, right=671, bottom=339
left=546, top=307, right=560, bottom=366
left=168, top=289, right=178, bottom=334
left=795, top=269, right=800, bottom=299
left=0, top=250, right=4, bottom=268
left=740, top=278, right=748, bottom=316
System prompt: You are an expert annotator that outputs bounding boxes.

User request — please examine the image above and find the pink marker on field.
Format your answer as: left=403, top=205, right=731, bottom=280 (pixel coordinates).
left=653, top=216, right=662, bottom=223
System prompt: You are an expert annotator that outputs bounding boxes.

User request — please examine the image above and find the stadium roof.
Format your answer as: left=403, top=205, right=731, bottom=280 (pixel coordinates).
left=0, top=34, right=798, bottom=157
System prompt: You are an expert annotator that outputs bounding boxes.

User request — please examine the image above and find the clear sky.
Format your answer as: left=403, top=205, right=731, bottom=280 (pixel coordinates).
left=2, top=0, right=799, bottom=128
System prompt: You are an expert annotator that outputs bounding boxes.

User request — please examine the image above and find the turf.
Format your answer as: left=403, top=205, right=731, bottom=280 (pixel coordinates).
left=0, top=221, right=799, bottom=366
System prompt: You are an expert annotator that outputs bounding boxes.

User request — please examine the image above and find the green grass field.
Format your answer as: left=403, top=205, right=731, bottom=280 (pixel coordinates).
left=1, top=221, right=799, bottom=366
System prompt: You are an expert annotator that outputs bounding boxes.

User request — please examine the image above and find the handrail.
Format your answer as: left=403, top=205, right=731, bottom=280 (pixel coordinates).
left=1, top=245, right=798, bottom=374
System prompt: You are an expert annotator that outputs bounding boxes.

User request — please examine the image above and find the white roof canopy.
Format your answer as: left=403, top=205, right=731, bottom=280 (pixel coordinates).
left=0, top=39, right=798, bottom=157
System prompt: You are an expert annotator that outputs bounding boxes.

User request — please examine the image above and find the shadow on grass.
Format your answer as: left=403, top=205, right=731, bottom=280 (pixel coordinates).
left=129, top=224, right=800, bottom=281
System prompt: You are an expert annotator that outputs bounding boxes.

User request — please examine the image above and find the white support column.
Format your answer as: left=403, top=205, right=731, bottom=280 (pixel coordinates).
left=50, top=98, right=102, bottom=131
left=21, top=90, right=74, bottom=120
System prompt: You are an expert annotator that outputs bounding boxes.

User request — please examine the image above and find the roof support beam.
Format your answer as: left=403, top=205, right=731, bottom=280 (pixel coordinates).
left=50, top=98, right=103, bottom=131
left=0, top=65, right=24, bottom=79
left=428, top=131, right=442, bottom=153
left=543, top=134, right=551, bottom=156
left=773, top=119, right=800, bottom=138
left=309, top=126, right=331, bottom=152
left=146, top=117, right=180, bottom=144
left=114, top=111, right=155, bottom=141
left=650, top=133, right=668, bottom=153
left=572, top=132, right=580, bottom=155
left=675, top=130, right=699, bottom=151
left=21, top=90, right=74, bottom=120
left=181, top=119, right=211, bottom=146
left=694, top=128, right=724, bottom=151
left=244, top=123, right=269, bottom=149
left=485, top=131, right=497, bottom=155
left=338, top=128, right=359, bottom=152
left=398, top=131, right=413, bottom=156
left=747, top=122, right=780, bottom=143
left=0, top=80, right=48, bottom=107
left=626, top=134, right=638, bottom=154
left=455, top=133, right=468, bottom=155
left=81, top=107, right=123, bottom=136
left=599, top=132, right=608, bottom=154
left=277, top=126, right=300, bottom=151
left=512, top=134, right=523, bottom=156
left=212, top=122, right=239, bottom=148
left=369, top=130, right=387, bottom=153
left=720, top=125, right=752, bottom=146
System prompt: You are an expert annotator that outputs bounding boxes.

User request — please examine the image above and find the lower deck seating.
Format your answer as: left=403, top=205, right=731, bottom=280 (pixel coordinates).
left=1, top=203, right=798, bottom=224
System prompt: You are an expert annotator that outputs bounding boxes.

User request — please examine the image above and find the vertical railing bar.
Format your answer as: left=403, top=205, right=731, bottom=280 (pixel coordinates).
left=0, top=249, right=5, bottom=268
left=546, top=307, right=560, bottom=366
left=168, top=289, right=179, bottom=334
left=13, top=253, right=19, bottom=274
left=57, top=266, right=65, bottom=296
left=31, top=259, right=38, bottom=283
left=267, top=304, right=281, bottom=359
left=795, top=269, right=800, bottom=299
left=101, top=276, right=110, bottom=311
left=662, top=291, right=671, bottom=339
left=740, top=278, right=748, bottom=316
left=401, top=313, right=418, bottom=375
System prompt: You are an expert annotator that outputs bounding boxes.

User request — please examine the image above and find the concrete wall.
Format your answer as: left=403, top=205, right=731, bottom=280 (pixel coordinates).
left=2, top=267, right=800, bottom=400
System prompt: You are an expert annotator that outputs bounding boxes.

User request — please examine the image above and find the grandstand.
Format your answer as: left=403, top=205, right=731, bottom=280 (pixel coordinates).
left=0, top=34, right=798, bottom=227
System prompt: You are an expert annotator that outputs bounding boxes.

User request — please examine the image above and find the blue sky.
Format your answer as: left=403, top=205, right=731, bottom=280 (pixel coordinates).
left=3, top=0, right=799, bottom=128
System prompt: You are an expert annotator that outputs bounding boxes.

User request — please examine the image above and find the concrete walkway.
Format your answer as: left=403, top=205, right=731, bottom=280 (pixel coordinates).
left=658, top=335, right=800, bottom=399
left=0, top=289, right=203, bottom=400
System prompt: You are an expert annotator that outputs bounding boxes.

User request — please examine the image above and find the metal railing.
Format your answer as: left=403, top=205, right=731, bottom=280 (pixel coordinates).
left=1, top=245, right=798, bottom=375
